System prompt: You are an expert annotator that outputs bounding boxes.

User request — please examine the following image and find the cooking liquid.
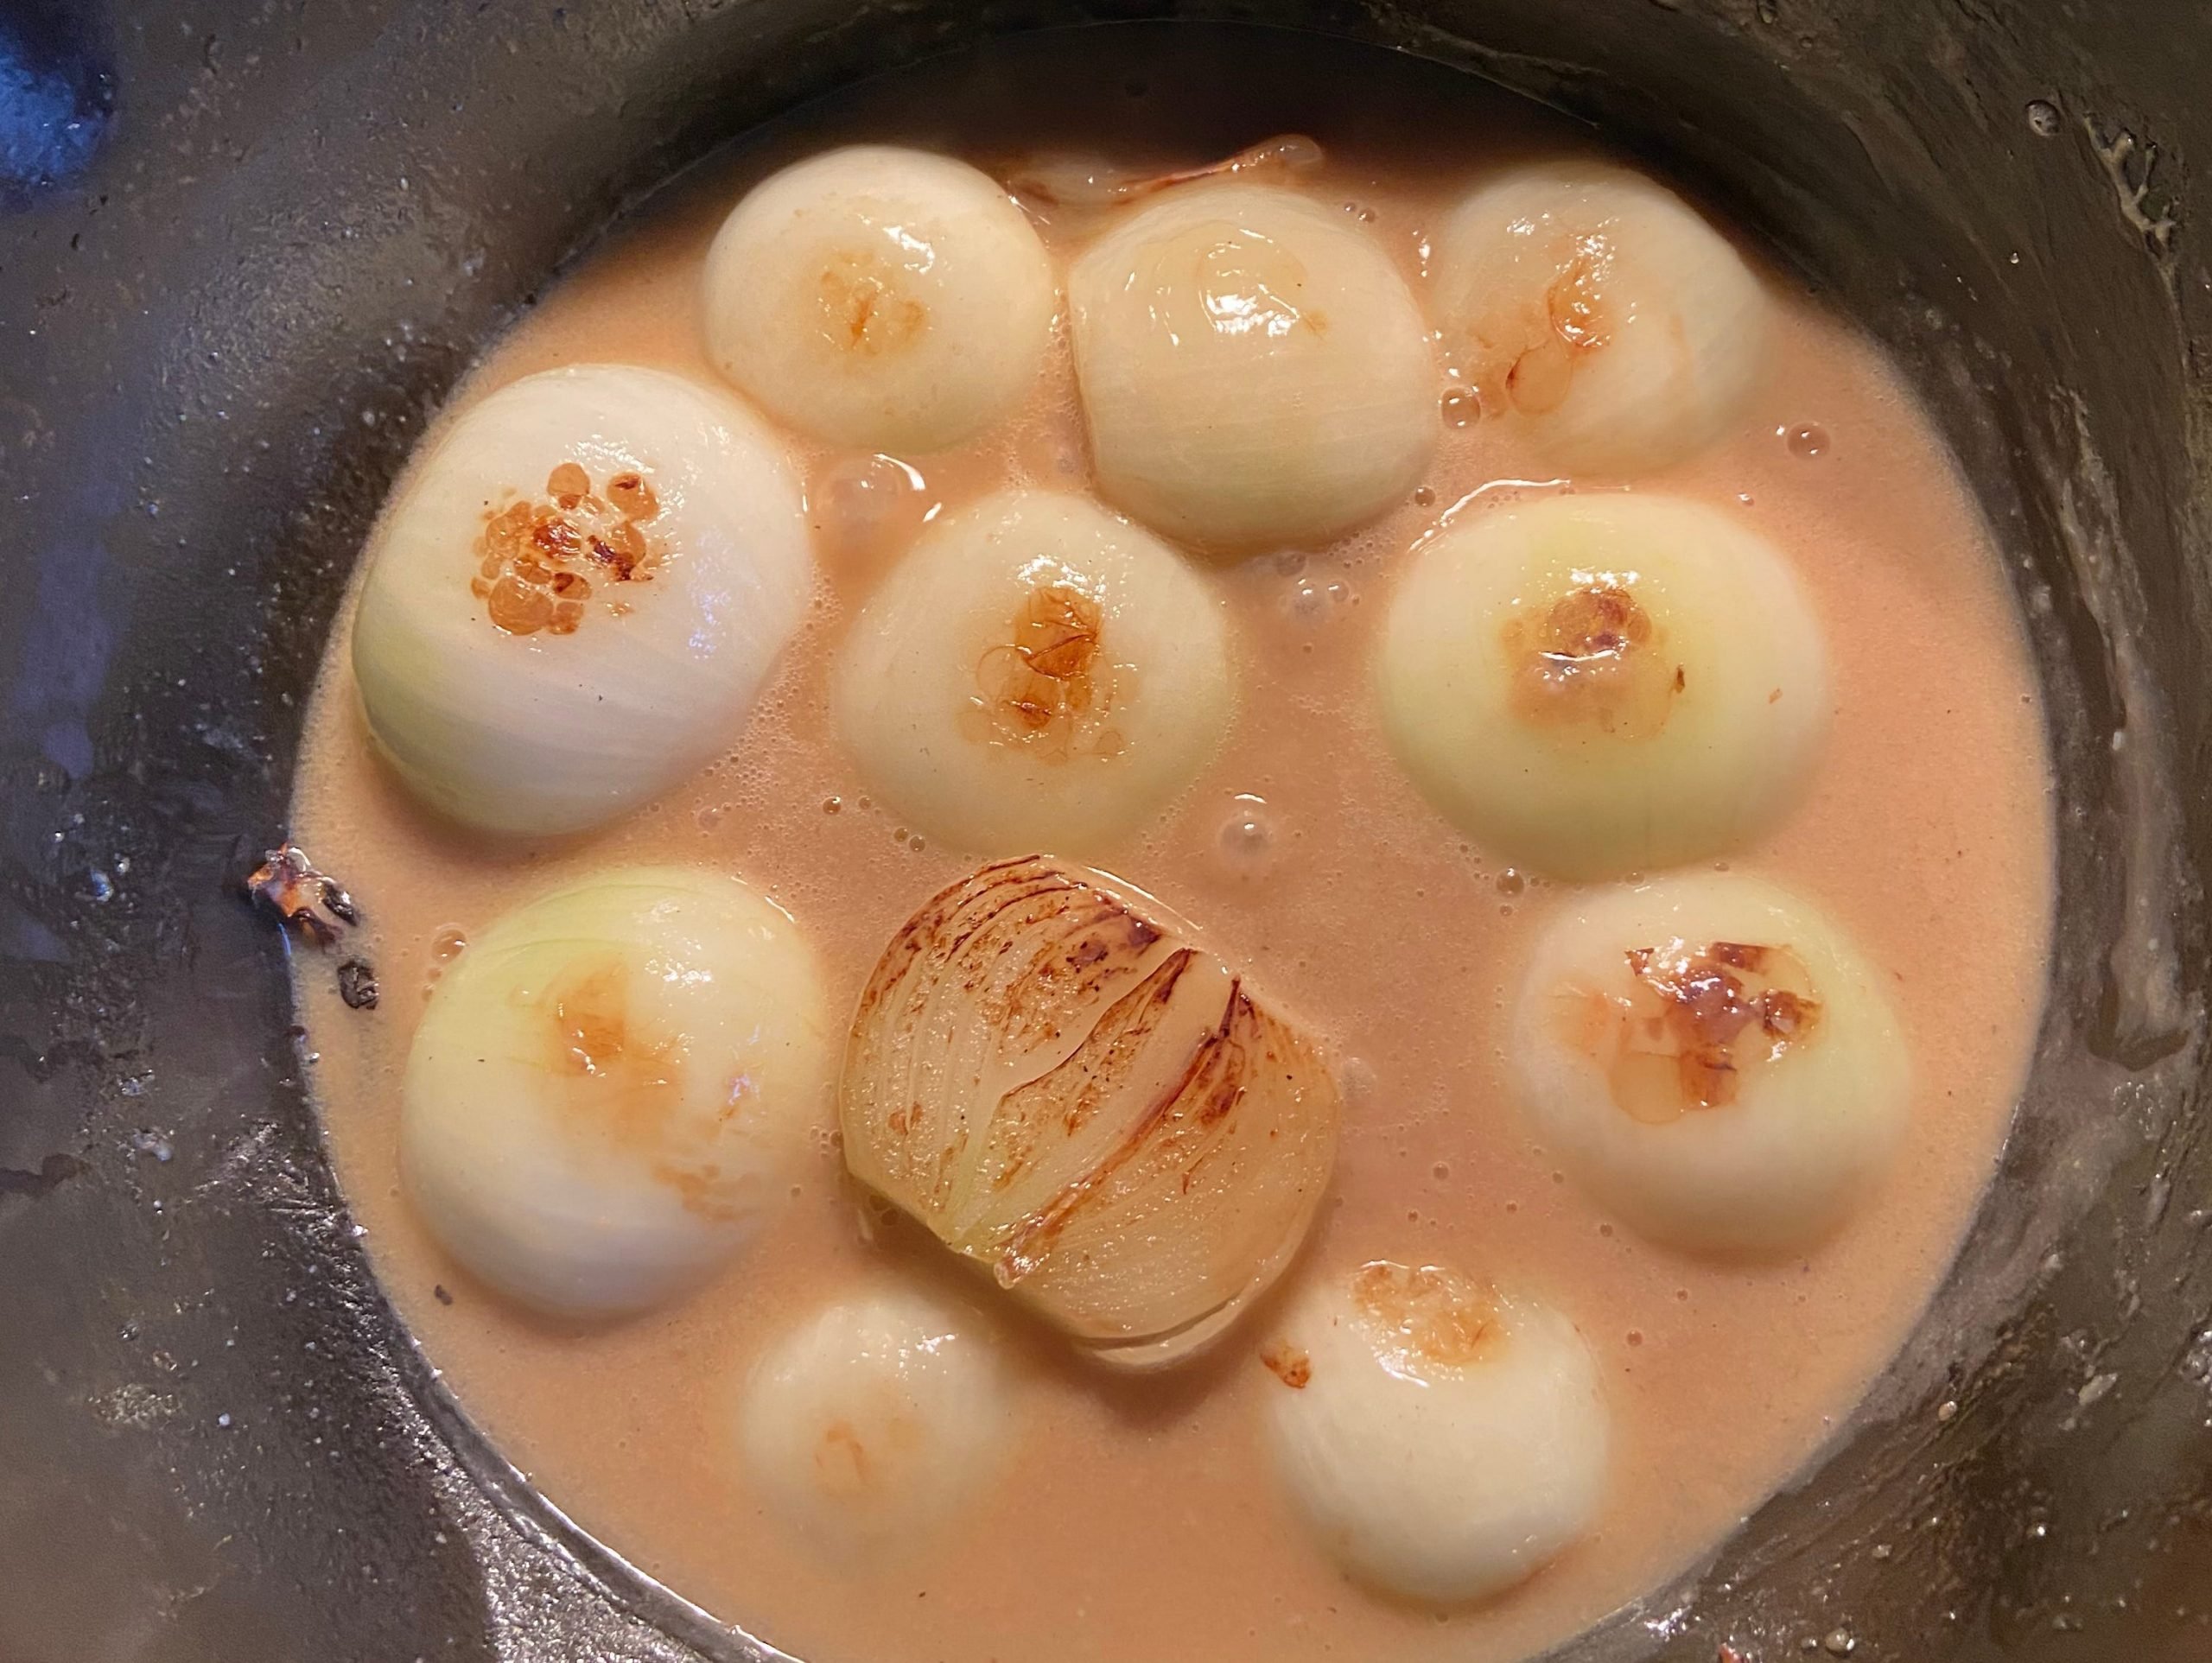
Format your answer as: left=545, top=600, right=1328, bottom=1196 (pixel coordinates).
left=290, top=29, right=2054, bottom=1663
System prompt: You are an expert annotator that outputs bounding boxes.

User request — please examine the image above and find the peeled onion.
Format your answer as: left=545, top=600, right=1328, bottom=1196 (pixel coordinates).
left=1262, top=1261, right=1609, bottom=1603
left=831, top=487, right=1235, bottom=857
left=738, top=1285, right=1014, bottom=1555
left=399, top=866, right=832, bottom=1317
left=1069, top=182, right=1438, bottom=552
left=1376, top=492, right=1828, bottom=879
left=351, top=364, right=810, bottom=836
left=1429, top=159, right=1770, bottom=475
left=840, top=855, right=1341, bottom=1368
left=1511, top=873, right=1910, bottom=1256
left=703, top=145, right=1057, bottom=454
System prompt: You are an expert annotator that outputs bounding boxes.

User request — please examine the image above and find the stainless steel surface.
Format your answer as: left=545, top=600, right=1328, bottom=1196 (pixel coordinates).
left=0, top=3, right=2205, bottom=1659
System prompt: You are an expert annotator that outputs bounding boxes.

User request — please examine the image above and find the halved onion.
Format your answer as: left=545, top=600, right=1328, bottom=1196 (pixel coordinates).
left=840, top=855, right=1341, bottom=1368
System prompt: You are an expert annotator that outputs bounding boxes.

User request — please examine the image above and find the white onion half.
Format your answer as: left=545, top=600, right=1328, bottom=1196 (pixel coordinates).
left=399, top=866, right=832, bottom=1317
left=841, top=856, right=1341, bottom=1368
left=704, top=145, right=1057, bottom=454
left=1070, top=182, right=1439, bottom=552
left=351, top=364, right=810, bottom=836
left=738, top=1285, right=1016, bottom=1557
left=1511, top=873, right=1910, bottom=1256
left=1429, top=159, right=1770, bottom=475
left=1262, top=1261, right=1609, bottom=1603
left=1376, top=492, right=1828, bottom=880
left=831, top=487, right=1235, bottom=858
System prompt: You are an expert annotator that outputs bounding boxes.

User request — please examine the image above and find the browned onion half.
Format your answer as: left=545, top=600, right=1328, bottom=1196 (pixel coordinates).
left=840, top=855, right=1343, bottom=1369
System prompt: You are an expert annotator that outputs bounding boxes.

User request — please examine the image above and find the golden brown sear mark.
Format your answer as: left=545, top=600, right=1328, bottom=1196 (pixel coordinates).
left=1560, top=939, right=1823, bottom=1125
left=1261, top=1341, right=1313, bottom=1388
left=1505, top=577, right=1681, bottom=740
left=1508, top=246, right=1607, bottom=414
left=473, top=463, right=664, bottom=637
left=817, top=251, right=929, bottom=358
left=532, top=957, right=752, bottom=1222
left=1349, top=1260, right=1503, bottom=1371
left=814, top=1419, right=874, bottom=1492
left=970, top=581, right=1130, bottom=761
left=1465, top=237, right=1612, bottom=418
left=1623, top=941, right=1820, bottom=1114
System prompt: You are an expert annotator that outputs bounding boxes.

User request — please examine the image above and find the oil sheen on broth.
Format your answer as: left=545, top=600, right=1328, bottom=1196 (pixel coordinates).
left=291, top=29, right=2053, bottom=1663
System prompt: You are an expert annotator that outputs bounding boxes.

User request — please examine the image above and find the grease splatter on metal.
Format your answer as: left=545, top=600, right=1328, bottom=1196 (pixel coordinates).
left=2085, top=118, right=2178, bottom=251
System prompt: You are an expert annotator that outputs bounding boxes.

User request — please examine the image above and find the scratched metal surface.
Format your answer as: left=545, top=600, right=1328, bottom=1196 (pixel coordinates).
left=0, top=3, right=2204, bottom=1660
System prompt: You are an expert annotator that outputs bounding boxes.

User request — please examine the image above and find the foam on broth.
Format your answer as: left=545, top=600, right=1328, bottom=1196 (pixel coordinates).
left=290, top=30, right=2053, bottom=1663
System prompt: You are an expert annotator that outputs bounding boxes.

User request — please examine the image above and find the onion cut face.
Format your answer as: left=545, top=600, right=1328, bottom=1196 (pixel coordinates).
left=840, top=856, right=1342, bottom=1368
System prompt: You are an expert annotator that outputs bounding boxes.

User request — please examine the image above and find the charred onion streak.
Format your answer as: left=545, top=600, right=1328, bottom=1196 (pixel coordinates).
left=840, top=855, right=1342, bottom=1369
left=247, top=841, right=359, bottom=946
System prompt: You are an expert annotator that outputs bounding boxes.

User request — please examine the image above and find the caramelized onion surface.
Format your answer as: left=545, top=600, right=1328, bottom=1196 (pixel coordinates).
left=841, top=856, right=1342, bottom=1368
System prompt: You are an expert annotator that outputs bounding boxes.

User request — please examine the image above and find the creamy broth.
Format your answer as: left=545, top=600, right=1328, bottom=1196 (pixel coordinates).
left=290, top=30, right=2053, bottom=1663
